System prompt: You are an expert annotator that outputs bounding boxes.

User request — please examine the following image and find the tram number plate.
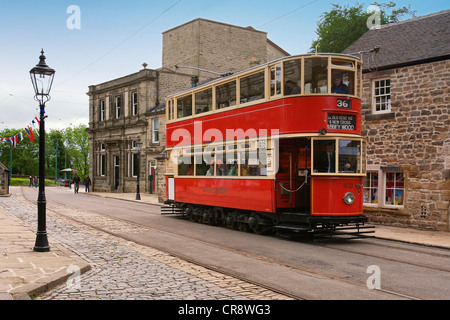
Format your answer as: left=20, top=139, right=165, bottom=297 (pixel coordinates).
left=327, top=113, right=356, bottom=131
left=337, top=98, right=351, bottom=109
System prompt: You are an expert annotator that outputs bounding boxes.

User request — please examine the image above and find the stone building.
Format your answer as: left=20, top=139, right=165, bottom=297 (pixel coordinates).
left=343, top=10, right=450, bottom=230
left=0, top=162, right=9, bottom=196
left=87, top=18, right=288, bottom=198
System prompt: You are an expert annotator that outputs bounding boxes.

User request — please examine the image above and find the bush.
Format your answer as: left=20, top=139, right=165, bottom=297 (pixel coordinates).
left=11, top=178, right=57, bottom=187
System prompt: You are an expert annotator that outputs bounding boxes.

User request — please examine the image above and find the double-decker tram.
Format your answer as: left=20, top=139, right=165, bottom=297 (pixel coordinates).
left=162, top=53, right=374, bottom=238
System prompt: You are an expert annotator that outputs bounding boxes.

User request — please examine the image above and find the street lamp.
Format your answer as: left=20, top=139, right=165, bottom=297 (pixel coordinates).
left=30, top=49, right=55, bottom=253
left=134, top=139, right=143, bottom=200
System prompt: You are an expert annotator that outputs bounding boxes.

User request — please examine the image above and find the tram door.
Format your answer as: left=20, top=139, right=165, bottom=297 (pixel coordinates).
left=276, top=139, right=311, bottom=213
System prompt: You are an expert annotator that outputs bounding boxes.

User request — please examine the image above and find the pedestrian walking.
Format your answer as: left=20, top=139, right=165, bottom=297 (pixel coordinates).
left=84, top=175, right=91, bottom=193
left=73, top=173, right=81, bottom=194
left=29, top=176, right=33, bottom=187
left=34, top=176, right=38, bottom=188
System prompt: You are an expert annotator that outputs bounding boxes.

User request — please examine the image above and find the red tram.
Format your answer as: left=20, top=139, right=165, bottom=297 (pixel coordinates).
left=163, top=54, right=373, bottom=237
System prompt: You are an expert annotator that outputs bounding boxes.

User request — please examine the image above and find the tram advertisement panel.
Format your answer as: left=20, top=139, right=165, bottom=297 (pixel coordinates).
left=327, top=113, right=356, bottom=131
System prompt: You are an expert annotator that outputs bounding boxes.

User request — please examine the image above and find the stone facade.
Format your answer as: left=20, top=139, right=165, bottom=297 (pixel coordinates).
left=0, top=162, right=9, bottom=196
left=162, top=19, right=288, bottom=75
left=343, top=10, right=450, bottom=231
left=361, top=60, right=450, bottom=230
left=87, top=67, right=193, bottom=194
left=88, top=18, right=288, bottom=199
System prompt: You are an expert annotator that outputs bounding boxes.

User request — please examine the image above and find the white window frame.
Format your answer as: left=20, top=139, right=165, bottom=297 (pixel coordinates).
left=363, top=167, right=405, bottom=209
left=363, top=171, right=379, bottom=205
left=100, top=100, right=105, bottom=121
left=115, top=96, right=122, bottom=119
left=372, top=78, right=391, bottom=114
left=152, top=118, right=159, bottom=143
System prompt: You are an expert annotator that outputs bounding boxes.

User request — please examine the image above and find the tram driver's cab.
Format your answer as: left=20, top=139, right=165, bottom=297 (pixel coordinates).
left=275, top=137, right=366, bottom=215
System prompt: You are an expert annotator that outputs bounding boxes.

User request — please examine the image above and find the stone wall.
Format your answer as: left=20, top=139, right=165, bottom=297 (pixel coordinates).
left=0, top=162, right=9, bottom=196
left=163, top=19, right=269, bottom=75
left=361, top=59, right=450, bottom=230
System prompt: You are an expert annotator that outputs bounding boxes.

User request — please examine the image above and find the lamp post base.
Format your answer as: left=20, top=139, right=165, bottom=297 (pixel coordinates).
left=34, top=232, right=50, bottom=252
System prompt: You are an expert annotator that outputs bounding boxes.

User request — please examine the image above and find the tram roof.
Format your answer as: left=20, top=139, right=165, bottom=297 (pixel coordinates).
left=165, top=53, right=362, bottom=99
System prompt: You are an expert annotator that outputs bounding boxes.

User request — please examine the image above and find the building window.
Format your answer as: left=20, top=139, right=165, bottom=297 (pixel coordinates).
left=152, top=118, right=159, bottom=143
left=100, top=100, right=105, bottom=121
left=115, top=96, right=122, bottom=118
left=99, top=143, right=106, bottom=176
left=385, top=172, right=405, bottom=206
left=363, top=171, right=379, bottom=204
left=373, top=78, right=391, bottom=114
left=131, top=141, right=139, bottom=177
left=132, top=92, right=138, bottom=116
left=363, top=168, right=405, bottom=208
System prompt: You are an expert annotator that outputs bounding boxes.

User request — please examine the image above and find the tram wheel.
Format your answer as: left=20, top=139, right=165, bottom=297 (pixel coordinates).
left=248, top=213, right=271, bottom=235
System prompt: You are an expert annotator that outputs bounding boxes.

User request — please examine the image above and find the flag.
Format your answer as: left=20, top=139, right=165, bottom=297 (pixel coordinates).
left=31, top=119, right=39, bottom=135
left=23, top=126, right=34, bottom=143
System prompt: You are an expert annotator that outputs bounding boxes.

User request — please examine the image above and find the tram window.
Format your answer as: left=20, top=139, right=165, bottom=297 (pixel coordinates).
left=284, top=59, right=301, bottom=95
left=331, top=59, right=354, bottom=68
left=195, top=88, right=213, bottom=115
left=304, top=58, right=328, bottom=94
left=216, top=155, right=227, bottom=176
left=270, top=64, right=282, bottom=96
left=216, top=81, right=236, bottom=109
left=178, top=158, right=194, bottom=176
left=239, top=150, right=265, bottom=176
left=167, top=100, right=172, bottom=120
left=178, top=150, right=194, bottom=176
left=177, top=95, right=192, bottom=119
left=195, top=153, right=209, bottom=176
left=240, top=71, right=265, bottom=104
left=313, top=140, right=336, bottom=173
left=338, top=140, right=361, bottom=173
left=331, top=70, right=355, bottom=95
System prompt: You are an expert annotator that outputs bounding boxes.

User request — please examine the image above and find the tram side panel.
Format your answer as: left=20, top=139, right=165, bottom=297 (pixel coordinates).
left=172, top=178, right=276, bottom=213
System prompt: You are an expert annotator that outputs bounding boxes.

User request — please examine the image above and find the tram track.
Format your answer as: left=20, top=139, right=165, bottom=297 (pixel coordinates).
left=17, top=187, right=437, bottom=300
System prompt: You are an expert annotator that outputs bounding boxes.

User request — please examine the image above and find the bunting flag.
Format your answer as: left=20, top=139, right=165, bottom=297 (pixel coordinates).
left=0, top=115, right=41, bottom=147
left=31, top=119, right=39, bottom=136
left=23, top=126, right=34, bottom=143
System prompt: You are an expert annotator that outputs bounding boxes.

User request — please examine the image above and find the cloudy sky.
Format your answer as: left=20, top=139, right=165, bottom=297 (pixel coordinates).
left=0, top=0, right=448, bottom=131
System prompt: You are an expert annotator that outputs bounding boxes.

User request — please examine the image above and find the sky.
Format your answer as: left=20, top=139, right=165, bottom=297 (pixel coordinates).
left=0, top=0, right=448, bottom=132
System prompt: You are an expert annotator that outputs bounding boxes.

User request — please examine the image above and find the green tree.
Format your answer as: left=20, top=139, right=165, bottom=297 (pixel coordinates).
left=63, top=124, right=89, bottom=176
left=0, top=124, right=88, bottom=179
left=310, top=2, right=416, bottom=53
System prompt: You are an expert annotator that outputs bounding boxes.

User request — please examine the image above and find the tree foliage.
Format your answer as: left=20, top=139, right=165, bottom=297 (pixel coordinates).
left=0, top=124, right=89, bottom=179
left=310, top=2, right=416, bottom=53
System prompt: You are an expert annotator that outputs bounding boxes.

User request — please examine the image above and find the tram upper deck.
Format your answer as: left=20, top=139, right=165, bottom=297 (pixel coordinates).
left=165, top=54, right=363, bottom=148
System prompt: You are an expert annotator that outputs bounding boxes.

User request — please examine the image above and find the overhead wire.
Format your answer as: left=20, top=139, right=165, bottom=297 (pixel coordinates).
left=256, top=0, right=320, bottom=28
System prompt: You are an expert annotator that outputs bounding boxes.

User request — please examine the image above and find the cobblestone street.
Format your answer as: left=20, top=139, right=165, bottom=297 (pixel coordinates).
left=0, top=190, right=291, bottom=300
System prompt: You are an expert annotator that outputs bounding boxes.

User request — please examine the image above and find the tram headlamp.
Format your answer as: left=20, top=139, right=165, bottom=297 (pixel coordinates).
left=319, top=128, right=327, bottom=135
left=343, top=192, right=355, bottom=205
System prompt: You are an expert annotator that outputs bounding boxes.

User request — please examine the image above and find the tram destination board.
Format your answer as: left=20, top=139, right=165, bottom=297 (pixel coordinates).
left=327, top=113, right=356, bottom=131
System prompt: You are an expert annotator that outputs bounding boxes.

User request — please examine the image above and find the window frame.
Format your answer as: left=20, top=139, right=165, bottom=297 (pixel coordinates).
left=363, top=167, right=406, bottom=209
left=115, top=95, right=122, bottom=119
left=100, top=100, right=105, bottom=121
left=132, top=92, right=138, bottom=116
left=152, top=118, right=160, bottom=144
left=372, top=77, right=391, bottom=114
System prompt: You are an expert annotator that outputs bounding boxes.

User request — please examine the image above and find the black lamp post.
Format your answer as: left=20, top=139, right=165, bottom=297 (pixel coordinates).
left=30, top=49, right=55, bottom=252
left=135, top=139, right=143, bottom=200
